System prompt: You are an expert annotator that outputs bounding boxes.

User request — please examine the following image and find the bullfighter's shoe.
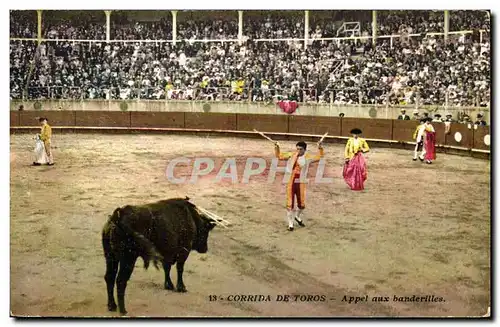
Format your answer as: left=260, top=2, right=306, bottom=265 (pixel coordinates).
left=295, top=218, right=305, bottom=227
left=295, top=209, right=305, bottom=227
left=288, top=227, right=294, bottom=231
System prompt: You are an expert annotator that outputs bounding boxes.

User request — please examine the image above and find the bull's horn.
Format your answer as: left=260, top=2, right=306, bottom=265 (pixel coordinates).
left=201, top=209, right=224, bottom=225
left=197, top=207, right=230, bottom=228
left=214, top=218, right=230, bottom=227
left=200, top=207, right=231, bottom=224
left=212, top=218, right=229, bottom=228
left=202, top=209, right=230, bottom=225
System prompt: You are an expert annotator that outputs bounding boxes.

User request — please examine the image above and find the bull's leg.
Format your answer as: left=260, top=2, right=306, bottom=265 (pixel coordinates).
left=176, top=261, right=187, bottom=293
left=163, top=262, right=175, bottom=290
left=104, top=256, right=119, bottom=312
left=116, top=255, right=137, bottom=315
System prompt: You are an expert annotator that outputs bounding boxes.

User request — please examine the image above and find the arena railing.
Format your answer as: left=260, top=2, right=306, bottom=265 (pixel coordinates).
left=253, top=29, right=488, bottom=47
left=20, top=86, right=395, bottom=105
left=22, top=86, right=317, bottom=102
left=19, top=86, right=489, bottom=111
left=9, top=28, right=489, bottom=45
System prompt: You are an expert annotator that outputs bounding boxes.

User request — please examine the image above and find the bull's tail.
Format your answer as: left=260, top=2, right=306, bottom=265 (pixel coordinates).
left=109, top=208, right=163, bottom=270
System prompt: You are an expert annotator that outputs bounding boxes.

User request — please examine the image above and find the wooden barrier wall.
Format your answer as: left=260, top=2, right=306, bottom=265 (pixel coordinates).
left=130, top=112, right=184, bottom=128
left=185, top=112, right=237, bottom=130
left=10, top=111, right=490, bottom=152
left=340, top=118, right=393, bottom=140
left=288, top=116, right=340, bottom=135
left=18, top=110, right=76, bottom=126
left=236, top=114, right=289, bottom=133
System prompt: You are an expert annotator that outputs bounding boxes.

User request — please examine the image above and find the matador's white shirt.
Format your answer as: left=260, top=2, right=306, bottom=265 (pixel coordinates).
left=416, top=124, right=426, bottom=143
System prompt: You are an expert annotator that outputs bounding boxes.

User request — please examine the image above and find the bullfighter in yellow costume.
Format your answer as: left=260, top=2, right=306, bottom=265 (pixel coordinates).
left=39, top=117, right=54, bottom=165
left=343, top=128, right=370, bottom=191
left=274, top=141, right=324, bottom=231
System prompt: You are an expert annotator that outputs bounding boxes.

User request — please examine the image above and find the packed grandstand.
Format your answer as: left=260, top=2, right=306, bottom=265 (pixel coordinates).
left=9, top=10, right=490, bottom=107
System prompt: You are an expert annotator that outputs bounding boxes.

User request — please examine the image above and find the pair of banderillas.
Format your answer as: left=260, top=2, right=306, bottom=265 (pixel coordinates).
left=197, top=206, right=231, bottom=228
left=253, top=129, right=329, bottom=146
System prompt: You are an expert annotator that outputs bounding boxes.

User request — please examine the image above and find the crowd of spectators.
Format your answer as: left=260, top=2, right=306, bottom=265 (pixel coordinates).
left=376, top=10, right=443, bottom=35
left=397, top=109, right=488, bottom=126
left=450, top=10, right=490, bottom=31
left=9, top=10, right=490, bottom=107
left=43, top=21, right=106, bottom=40
left=112, top=19, right=173, bottom=40
left=10, top=10, right=489, bottom=40
left=178, top=19, right=239, bottom=41
left=10, top=11, right=37, bottom=38
left=337, top=34, right=490, bottom=107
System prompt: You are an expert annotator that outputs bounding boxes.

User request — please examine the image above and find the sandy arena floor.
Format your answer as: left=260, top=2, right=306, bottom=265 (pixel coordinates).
left=10, top=133, right=490, bottom=317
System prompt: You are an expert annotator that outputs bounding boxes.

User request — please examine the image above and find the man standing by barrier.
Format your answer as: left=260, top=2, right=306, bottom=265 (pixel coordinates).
left=398, top=109, right=410, bottom=120
left=412, top=109, right=420, bottom=120
left=39, top=117, right=54, bottom=166
left=274, top=140, right=324, bottom=231
left=475, top=113, right=487, bottom=126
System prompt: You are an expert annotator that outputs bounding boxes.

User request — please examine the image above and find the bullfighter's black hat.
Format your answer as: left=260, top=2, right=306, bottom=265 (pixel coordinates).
left=350, top=128, right=362, bottom=135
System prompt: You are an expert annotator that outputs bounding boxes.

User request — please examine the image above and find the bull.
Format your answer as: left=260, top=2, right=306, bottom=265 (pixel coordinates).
left=101, top=197, right=219, bottom=315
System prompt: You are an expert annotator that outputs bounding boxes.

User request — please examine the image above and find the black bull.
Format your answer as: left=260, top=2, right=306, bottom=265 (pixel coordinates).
left=101, top=197, right=217, bottom=315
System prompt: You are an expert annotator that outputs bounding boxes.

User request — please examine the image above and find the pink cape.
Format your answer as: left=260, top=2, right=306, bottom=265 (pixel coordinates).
left=278, top=100, right=298, bottom=114
left=343, top=152, right=367, bottom=191
left=424, top=132, right=436, bottom=161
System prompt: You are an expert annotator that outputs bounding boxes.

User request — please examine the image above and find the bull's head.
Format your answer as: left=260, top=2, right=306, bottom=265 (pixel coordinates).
left=191, top=205, right=229, bottom=253
left=193, top=214, right=217, bottom=253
